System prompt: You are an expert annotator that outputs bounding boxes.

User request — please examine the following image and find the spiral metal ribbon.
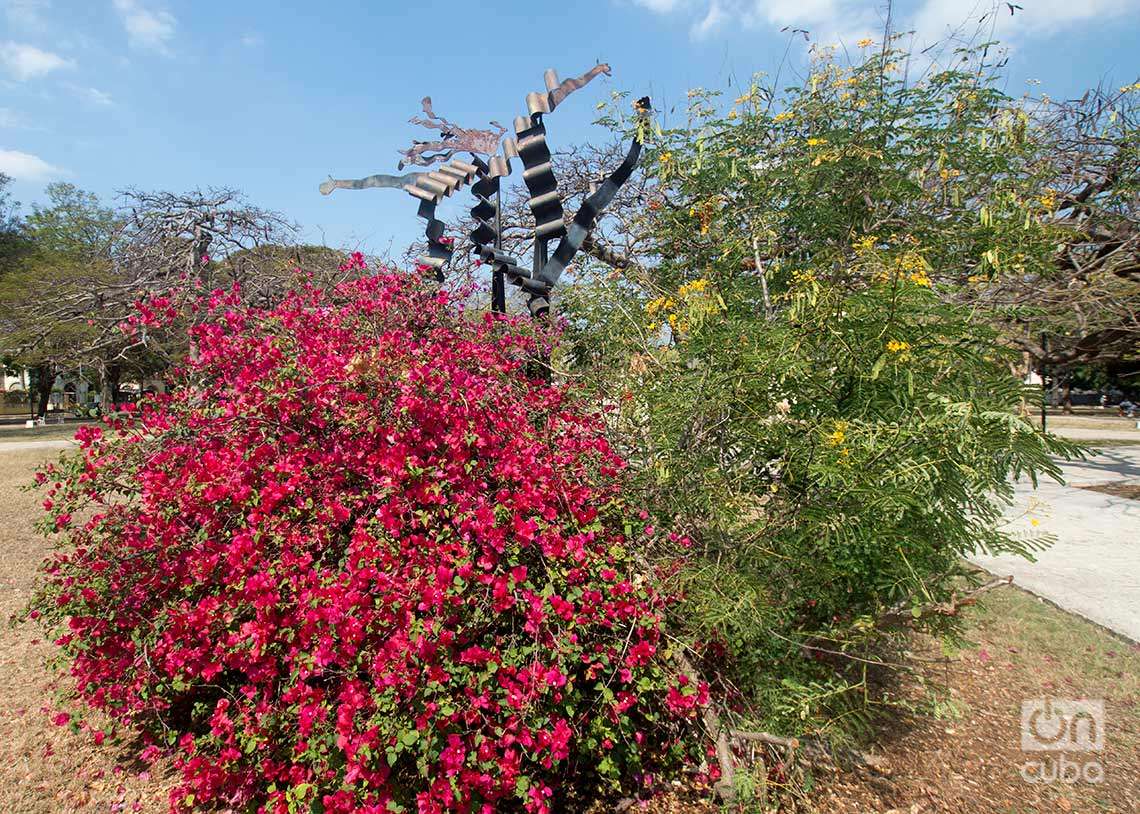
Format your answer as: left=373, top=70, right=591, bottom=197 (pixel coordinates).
left=400, top=160, right=479, bottom=279
left=320, top=161, right=479, bottom=280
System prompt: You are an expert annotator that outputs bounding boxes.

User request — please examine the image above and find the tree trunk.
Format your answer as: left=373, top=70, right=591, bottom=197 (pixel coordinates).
left=33, top=364, right=54, bottom=418
left=99, top=359, right=111, bottom=410
left=1062, top=378, right=1073, bottom=414
left=108, top=363, right=122, bottom=407
left=98, top=359, right=123, bottom=410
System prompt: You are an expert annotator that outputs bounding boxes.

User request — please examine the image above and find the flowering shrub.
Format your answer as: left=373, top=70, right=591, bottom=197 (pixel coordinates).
left=28, top=268, right=687, bottom=812
left=564, top=43, right=1083, bottom=749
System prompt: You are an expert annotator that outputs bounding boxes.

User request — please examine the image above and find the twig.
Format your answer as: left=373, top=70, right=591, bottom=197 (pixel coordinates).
left=729, top=729, right=889, bottom=773
left=877, top=575, right=1012, bottom=629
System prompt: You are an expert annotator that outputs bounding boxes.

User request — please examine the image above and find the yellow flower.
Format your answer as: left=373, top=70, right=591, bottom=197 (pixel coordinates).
left=806, top=137, right=828, bottom=147
left=811, top=150, right=840, bottom=166
left=646, top=296, right=674, bottom=316
left=773, top=111, right=793, bottom=123
left=856, top=38, right=873, bottom=48
left=659, top=151, right=673, bottom=165
left=678, top=278, right=711, bottom=298
left=853, top=234, right=877, bottom=253
left=886, top=339, right=910, bottom=353
left=826, top=421, right=848, bottom=447
left=1120, top=82, right=1140, bottom=93
left=1030, top=518, right=1040, bottom=527
left=691, top=199, right=715, bottom=235
left=894, top=250, right=933, bottom=287
left=1038, top=188, right=1058, bottom=210
left=727, top=110, right=738, bottom=120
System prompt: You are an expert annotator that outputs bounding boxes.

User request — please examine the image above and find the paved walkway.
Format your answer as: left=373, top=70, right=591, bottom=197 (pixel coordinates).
left=0, top=439, right=75, bottom=453
left=1048, top=426, right=1140, bottom=442
left=971, top=446, right=1140, bottom=642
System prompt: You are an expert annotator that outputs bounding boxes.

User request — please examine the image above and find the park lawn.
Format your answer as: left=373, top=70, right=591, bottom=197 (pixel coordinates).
left=1, top=447, right=1137, bottom=814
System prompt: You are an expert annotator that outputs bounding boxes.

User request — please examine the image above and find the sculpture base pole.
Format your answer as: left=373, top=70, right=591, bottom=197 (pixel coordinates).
left=492, top=185, right=506, bottom=313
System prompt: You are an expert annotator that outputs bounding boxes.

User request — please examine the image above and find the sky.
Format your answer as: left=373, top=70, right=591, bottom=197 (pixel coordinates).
left=2, top=0, right=1139, bottom=257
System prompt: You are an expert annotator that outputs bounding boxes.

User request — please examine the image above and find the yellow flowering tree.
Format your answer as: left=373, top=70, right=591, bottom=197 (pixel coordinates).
left=559, top=39, right=1092, bottom=754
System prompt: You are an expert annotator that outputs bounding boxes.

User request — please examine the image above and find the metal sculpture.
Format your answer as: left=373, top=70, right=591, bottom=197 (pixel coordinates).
left=320, top=64, right=648, bottom=318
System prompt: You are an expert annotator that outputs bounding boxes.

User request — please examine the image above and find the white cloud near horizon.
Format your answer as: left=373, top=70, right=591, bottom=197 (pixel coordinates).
left=0, top=40, right=74, bottom=80
left=112, top=0, right=176, bottom=54
left=0, top=147, right=63, bottom=180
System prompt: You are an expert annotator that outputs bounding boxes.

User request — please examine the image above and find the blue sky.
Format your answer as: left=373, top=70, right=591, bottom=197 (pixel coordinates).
left=2, top=0, right=1138, bottom=255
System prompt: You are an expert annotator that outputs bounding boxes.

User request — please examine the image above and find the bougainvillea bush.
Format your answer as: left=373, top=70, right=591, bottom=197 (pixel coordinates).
left=27, top=264, right=692, bottom=813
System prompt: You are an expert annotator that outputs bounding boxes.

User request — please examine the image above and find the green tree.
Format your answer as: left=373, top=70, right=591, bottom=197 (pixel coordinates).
left=556, top=41, right=1085, bottom=757
left=0, top=183, right=118, bottom=415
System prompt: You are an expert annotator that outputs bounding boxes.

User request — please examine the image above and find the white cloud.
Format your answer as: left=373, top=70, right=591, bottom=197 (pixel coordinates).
left=633, top=0, right=686, bottom=11
left=0, top=108, right=32, bottom=128
left=746, top=0, right=840, bottom=27
left=634, top=0, right=1140, bottom=48
left=691, top=1, right=727, bottom=38
left=71, top=84, right=113, bottom=106
left=0, top=147, right=63, bottom=179
left=112, top=0, right=176, bottom=54
left=0, top=40, right=74, bottom=80
left=912, top=0, right=1137, bottom=48
left=3, top=0, right=50, bottom=30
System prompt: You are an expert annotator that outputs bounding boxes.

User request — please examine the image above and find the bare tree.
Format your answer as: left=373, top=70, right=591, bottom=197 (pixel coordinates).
left=1, top=187, right=303, bottom=409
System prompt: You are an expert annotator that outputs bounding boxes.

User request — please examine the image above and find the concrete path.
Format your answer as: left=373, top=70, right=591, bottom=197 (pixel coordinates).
left=1048, top=426, right=1140, bottom=442
left=0, top=439, right=75, bottom=453
left=971, top=446, right=1140, bottom=642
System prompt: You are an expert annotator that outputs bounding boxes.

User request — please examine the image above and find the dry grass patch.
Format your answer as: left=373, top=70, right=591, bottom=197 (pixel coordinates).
left=0, top=448, right=178, bottom=814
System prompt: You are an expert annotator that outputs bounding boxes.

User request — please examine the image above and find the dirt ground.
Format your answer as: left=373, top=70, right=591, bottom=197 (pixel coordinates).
left=2, top=446, right=1137, bottom=814
left=0, top=448, right=177, bottom=814
left=806, top=587, right=1140, bottom=814
left=1079, top=482, right=1140, bottom=501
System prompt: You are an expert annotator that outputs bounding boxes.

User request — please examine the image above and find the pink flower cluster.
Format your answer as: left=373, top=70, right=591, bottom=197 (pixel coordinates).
left=33, top=271, right=685, bottom=813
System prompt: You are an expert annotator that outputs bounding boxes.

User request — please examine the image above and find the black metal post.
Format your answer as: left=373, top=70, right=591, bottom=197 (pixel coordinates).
left=491, top=185, right=505, bottom=313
